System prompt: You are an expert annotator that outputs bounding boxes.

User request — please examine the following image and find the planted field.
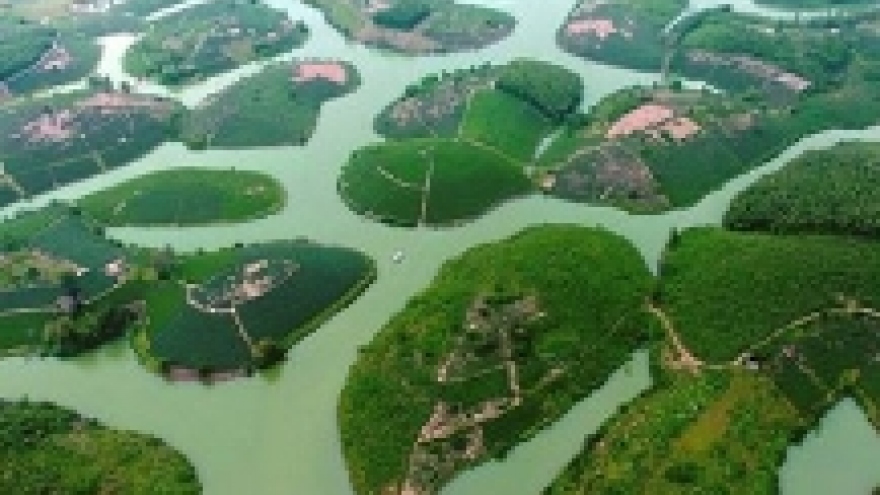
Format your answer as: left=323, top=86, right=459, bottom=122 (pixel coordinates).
left=725, top=142, right=880, bottom=238
left=658, top=228, right=880, bottom=363
left=0, top=89, right=179, bottom=208
left=1, top=399, right=200, bottom=494
left=339, top=139, right=530, bottom=226
left=144, top=241, right=374, bottom=373
left=460, top=90, right=552, bottom=162
left=343, top=60, right=583, bottom=226
left=123, top=0, right=309, bottom=86
left=184, top=60, right=360, bottom=148
left=545, top=370, right=806, bottom=495
left=79, top=168, right=285, bottom=226
left=303, top=0, right=514, bottom=54
left=340, top=226, right=652, bottom=495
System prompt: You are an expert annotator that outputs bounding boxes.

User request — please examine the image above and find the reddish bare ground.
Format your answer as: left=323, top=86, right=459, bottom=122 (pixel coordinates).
left=566, top=18, right=618, bottom=39
left=607, top=103, right=701, bottom=141
left=293, top=62, right=348, bottom=84
left=20, top=110, right=76, bottom=142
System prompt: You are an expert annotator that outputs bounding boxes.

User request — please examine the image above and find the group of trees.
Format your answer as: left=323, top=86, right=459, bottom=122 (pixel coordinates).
left=371, top=0, right=435, bottom=30
left=0, top=17, right=56, bottom=81
left=496, top=59, right=583, bottom=122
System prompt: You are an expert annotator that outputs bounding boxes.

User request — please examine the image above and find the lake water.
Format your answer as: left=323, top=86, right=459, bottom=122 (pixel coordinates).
left=1, top=0, right=880, bottom=493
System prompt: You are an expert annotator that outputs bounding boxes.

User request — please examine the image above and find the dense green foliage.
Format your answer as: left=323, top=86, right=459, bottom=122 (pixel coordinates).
left=123, top=0, right=309, bottom=86
left=371, top=0, right=432, bottom=30
left=725, top=143, right=880, bottom=238
left=658, top=228, right=880, bottom=362
left=754, top=0, right=876, bottom=10
left=2, top=33, right=102, bottom=96
left=340, top=226, right=653, bottom=495
left=78, top=168, right=285, bottom=226
left=545, top=370, right=807, bottom=495
left=0, top=399, right=200, bottom=494
left=184, top=61, right=360, bottom=148
left=496, top=59, right=583, bottom=121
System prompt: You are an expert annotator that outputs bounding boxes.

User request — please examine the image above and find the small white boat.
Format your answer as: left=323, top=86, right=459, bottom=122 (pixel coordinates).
left=392, top=250, right=405, bottom=264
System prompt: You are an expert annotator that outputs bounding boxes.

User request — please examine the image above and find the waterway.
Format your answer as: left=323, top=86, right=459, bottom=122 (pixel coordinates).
left=1, top=0, right=880, bottom=494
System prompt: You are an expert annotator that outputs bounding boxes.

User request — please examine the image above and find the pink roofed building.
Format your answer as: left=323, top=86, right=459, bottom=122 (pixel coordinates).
left=293, top=62, right=348, bottom=85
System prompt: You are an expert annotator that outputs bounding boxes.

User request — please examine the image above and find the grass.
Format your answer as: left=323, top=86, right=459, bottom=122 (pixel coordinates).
left=545, top=370, right=805, bottom=495
left=78, top=168, right=285, bottom=226
left=460, top=90, right=552, bottom=162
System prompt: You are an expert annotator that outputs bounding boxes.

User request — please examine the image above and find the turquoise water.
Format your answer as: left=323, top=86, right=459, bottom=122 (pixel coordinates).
left=1, top=1, right=879, bottom=493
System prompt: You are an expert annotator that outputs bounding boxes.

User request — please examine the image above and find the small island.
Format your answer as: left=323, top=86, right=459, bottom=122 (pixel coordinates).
left=339, top=225, right=653, bottom=495
left=0, top=83, right=181, bottom=208
left=338, top=60, right=583, bottom=226
left=303, top=0, right=515, bottom=53
left=123, top=0, right=309, bottom=86
left=78, top=168, right=285, bottom=226
left=544, top=142, right=880, bottom=494
left=183, top=60, right=361, bottom=148
left=137, top=239, right=375, bottom=380
left=0, top=204, right=376, bottom=381
left=1, top=398, right=200, bottom=494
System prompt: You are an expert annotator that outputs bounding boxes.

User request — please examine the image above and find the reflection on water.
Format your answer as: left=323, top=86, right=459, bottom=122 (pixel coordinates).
left=1, top=0, right=879, bottom=494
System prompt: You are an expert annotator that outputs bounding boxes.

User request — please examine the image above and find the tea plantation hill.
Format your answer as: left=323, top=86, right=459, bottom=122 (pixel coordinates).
left=1, top=398, right=200, bottom=494
left=183, top=60, right=361, bottom=149
left=136, top=239, right=375, bottom=378
left=78, top=168, right=285, bottom=226
left=339, top=225, right=654, bottom=495
left=544, top=143, right=880, bottom=495
left=0, top=16, right=100, bottom=97
left=338, top=60, right=584, bottom=226
left=0, top=204, right=376, bottom=380
left=123, top=0, right=309, bottom=87
left=547, top=6, right=880, bottom=212
left=0, top=83, right=181, bottom=209
left=755, top=0, right=878, bottom=8
left=303, top=0, right=515, bottom=54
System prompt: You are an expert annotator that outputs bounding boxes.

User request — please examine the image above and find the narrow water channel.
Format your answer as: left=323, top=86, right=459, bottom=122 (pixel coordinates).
left=1, top=1, right=879, bottom=493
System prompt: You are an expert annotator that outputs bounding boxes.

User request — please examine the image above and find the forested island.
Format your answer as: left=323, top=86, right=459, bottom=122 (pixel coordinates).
left=0, top=204, right=375, bottom=381
left=549, top=2, right=880, bottom=211
left=1, top=398, right=200, bottom=494
left=183, top=60, right=361, bottom=148
left=123, top=0, right=309, bottom=86
left=339, top=226, right=653, bottom=495
left=543, top=141, right=880, bottom=494
left=338, top=60, right=583, bottom=226
left=303, top=0, right=515, bottom=53
left=78, top=168, right=285, bottom=226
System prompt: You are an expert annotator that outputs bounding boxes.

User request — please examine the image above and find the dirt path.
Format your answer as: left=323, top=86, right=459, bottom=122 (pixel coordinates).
left=418, top=150, right=434, bottom=226
left=375, top=164, right=423, bottom=191
left=231, top=310, right=256, bottom=353
left=647, top=301, right=705, bottom=371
